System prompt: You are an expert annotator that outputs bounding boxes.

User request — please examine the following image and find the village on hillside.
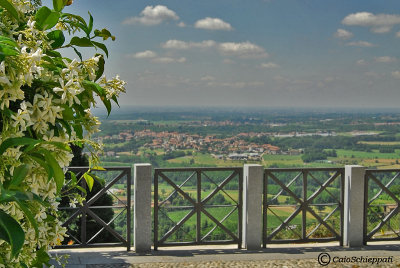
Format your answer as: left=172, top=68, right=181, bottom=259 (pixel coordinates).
left=97, top=129, right=338, bottom=160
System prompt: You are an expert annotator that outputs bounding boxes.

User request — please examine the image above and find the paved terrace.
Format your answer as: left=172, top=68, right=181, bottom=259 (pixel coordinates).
left=50, top=242, right=400, bottom=267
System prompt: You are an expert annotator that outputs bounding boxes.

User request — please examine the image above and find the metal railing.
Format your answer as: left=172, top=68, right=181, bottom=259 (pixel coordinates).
left=364, top=169, right=400, bottom=242
left=263, top=168, right=344, bottom=246
left=56, top=167, right=132, bottom=250
left=153, top=167, right=243, bottom=249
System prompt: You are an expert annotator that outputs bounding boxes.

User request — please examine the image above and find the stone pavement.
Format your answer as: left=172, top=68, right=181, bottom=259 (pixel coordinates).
left=49, top=242, right=400, bottom=268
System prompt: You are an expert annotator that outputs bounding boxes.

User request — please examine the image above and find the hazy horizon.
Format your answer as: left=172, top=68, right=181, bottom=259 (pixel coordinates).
left=94, top=105, right=400, bottom=118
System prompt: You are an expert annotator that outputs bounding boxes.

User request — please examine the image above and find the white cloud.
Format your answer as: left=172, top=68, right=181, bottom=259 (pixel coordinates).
left=130, top=50, right=157, bottom=59
left=161, top=40, right=189, bottom=49
left=334, top=29, right=353, bottom=39
left=392, top=71, right=400, bottom=79
left=161, top=40, right=217, bottom=49
left=396, top=31, right=400, bottom=38
left=161, top=40, right=268, bottom=59
left=122, top=5, right=179, bottom=26
left=177, top=22, right=186, bottom=27
left=261, top=62, right=279, bottom=69
left=201, top=75, right=216, bottom=81
left=371, top=26, right=391, bottom=33
left=356, top=59, right=367, bottom=66
left=342, top=12, right=400, bottom=33
left=375, top=56, right=396, bottom=63
left=152, top=57, right=186, bottom=63
left=207, top=81, right=265, bottom=88
left=346, top=41, right=376, bottom=47
left=194, top=17, right=233, bottom=31
left=218, top=42, right=268, bottom=58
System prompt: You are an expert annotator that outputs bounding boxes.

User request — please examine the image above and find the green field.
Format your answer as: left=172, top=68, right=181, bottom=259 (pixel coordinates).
left=336, top=149, right=400, bottom=159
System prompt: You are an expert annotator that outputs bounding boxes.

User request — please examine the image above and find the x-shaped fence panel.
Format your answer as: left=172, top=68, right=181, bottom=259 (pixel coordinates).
left=57, top=167, right=132, bottom=250
left=263, top=168, right=344, bottom=246
left=364, top=169, right=400, bottom=242
left=153, top=167, right=242, bottom=249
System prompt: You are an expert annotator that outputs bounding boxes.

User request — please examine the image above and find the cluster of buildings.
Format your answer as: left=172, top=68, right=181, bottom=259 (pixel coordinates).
left=100, top=129, right=305, bottom=160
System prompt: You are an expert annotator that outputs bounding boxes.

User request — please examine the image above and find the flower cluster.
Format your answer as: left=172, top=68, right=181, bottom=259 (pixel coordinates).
left=0, top=0, right=124, bottom=267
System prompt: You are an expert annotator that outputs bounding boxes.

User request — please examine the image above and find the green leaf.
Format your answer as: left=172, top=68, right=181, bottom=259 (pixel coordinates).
left=31, top=247, right=50, bottom=267
left=95, top=54, right=105, bottom=81
left=0, top=189, right=32, bottom=203
left=61, top=13, right=89, bottom=34
left=47, top=30, right=65, bottom=49
left=45, top=49, right=62, bottom=58
left=61, top=104, right=74, bottom=120
left=0, top=43, right=19, bottom=57
left=42, top=141, right=71, bottom=152
left=14, top=200, right=39, bottom=239
left=9, top=164, right=29, bottom=188
left=53, top=0, right=65, bottom=12
left=82, top=80, right=112, bottom=115
left=94, top=28, right=115, bottom=41
left=56, top=118, right=72, bottom=136
left=91, top=41, right=108, bottom=57
left=102, top=98, right=112, bottom=116
left=35, top=6, right=60, bottom=30
left=92, top=166, right=106, bottom=171
left=69, top=171, right=77, bottom=184
left=73, top=124, right=83, bottom=139
left=83, top=173, right=94, bottom=191
left=28, top=154, right=52, bottom=180
left=43, top=152, right=64, bottom=193
left=0, top=35, right=18, bottom=47
left=72, top=47, right=82, bottom=61
left=0, top=137, right=40, bottom=155
left=90, top=173, right=105, bottom=186
left=111, top=95, right=120, bottom=107
left=61, top=13, right=87, bottom=26
left=82, top=80, right=105, bottom=96
left=0, top=0, right=19, bottom=21
left=69, top=36, right=93, bottom=47
left=75, top=185, right=86, bottom=195
left=88, top=12, right=93, bottom=35
left=0, top=209, right=24, bottom=258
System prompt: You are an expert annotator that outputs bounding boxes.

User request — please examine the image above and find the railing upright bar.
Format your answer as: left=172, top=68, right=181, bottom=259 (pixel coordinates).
left=340, top=170, right=344, bottom=246
left=127, top=169, right=132, bottom=251
left=238, top=169, right=243, bottom=249
left=196, top=170, right=201, bottom=244
left=302, top=170, right=307, bottom=241
left=363, top=171, right=368, bottom=245
left=262, top=171, right=267, bottom=248
left=153, top=170, right=159, bottom=250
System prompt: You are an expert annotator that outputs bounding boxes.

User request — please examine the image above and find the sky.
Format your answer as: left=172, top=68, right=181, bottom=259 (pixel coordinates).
left=44, top=0, right=400, bottom=109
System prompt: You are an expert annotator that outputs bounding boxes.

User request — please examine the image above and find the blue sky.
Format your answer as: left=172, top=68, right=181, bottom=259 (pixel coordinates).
left=46, top=0, right=400, bottom=108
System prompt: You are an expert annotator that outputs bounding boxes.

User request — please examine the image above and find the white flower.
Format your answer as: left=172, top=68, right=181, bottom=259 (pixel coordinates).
left=31, top=48, right=44, bottom=62
left=11, top=102, right=32, bottom=131
left=27, top=19, right=36, bottom=29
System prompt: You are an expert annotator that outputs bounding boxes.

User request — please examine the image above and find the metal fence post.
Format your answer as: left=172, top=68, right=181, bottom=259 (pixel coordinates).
left=343, top=165, right=366, bottom=247
left=134, top=163, right=152, bottom=252
left=242, top=164, right=264, bottom=250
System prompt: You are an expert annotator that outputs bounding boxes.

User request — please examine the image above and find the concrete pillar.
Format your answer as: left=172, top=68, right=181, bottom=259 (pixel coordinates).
left=134, top=163, right=152, bottom=252
left=242, top=164, right=264, bottom=250
left=343, top=165, right=366, bottom=247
